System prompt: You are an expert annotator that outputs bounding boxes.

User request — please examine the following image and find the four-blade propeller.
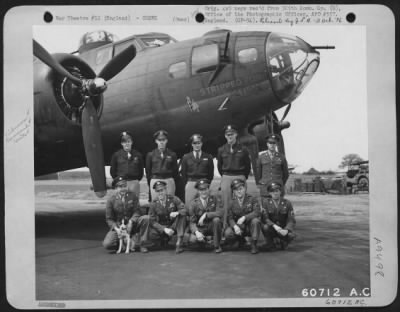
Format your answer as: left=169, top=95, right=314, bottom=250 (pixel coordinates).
left=33, top=39, right=136, bottom=197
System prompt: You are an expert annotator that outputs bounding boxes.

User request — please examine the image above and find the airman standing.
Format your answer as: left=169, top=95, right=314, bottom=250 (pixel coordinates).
left=146, top=130, right=178, bottom=201
left=180, top=134, right=214, bottom=204
left=110, top=131, right=144, bottom=197
left=256, top=134, right=289, bottom=197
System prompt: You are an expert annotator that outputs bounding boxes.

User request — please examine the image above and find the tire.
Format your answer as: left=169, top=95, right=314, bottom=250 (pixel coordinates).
left=358, top=176, right=369, bottom=189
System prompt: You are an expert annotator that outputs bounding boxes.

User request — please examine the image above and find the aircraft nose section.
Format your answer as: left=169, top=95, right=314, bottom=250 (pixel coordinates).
left=266, top=32, right=320, bottom=104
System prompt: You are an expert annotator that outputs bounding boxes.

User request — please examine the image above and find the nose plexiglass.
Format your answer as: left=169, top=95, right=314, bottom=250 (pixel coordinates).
left=266, top=32, right=320, bottom=103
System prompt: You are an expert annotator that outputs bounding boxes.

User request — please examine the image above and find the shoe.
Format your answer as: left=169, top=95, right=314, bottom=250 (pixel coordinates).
left=273, top=237, right=281, bottom=249
left=175, top=245, right=184, bottom=254
left=129, top=241, right=136, bottom=252
left=214, top=246, right=222, bottom=253
left=160, top=236, right=170, bottom=248
left=287, top=232, right=296, bottom=242
left=280, top=239, right=289, bottom=250
left=197, top=241, right=207, bottom=249
left=251, top=241, right=259, bottom=254
left=140, top=246, right=148, bottom=253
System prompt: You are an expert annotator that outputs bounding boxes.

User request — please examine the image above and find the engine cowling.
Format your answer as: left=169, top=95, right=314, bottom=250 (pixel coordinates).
left=34, top=53, right=104, bottom=144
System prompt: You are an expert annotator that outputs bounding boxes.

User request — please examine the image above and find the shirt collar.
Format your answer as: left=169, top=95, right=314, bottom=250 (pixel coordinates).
left=200, top=196, right=208, bottom=205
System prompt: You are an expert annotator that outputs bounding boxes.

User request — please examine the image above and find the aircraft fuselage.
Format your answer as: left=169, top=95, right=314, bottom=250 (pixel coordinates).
left=34, top=30, right=320, bottom=175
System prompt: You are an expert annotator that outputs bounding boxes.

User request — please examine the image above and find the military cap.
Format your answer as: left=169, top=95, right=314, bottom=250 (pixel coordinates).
left=231, top=178, right=246, bottom=190
left=224, top=124, right=238, bottom=134
left=153, top=180, right=167, bottom=190
left=195, top=178, right=210, bottom=190
left=120, top=131, right=133, bottom=142
left=153, top=129, right=168, bottom=140
left=190, top=134, right=203, bottom=144
left=268, top=182, right=282, bottom=192
left=112, top=176, right=127, bottom=188
left=266, top=134, right=279, bottom=143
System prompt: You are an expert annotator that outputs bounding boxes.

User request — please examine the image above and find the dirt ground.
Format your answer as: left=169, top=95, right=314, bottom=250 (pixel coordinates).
left=35, top=178, right=370, bottom=302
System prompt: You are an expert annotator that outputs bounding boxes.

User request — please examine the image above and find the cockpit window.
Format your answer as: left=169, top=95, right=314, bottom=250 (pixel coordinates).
left=114, top=40, right=140, bottom=55
left=141, top=37, right=174, bottom=47
left=191, top=44, right=219, bottom=75
left=266, top=33, right=320, bottom=103
left=78, top=30, right=118, bottom=53
left=169, top=62, right=187, bottom=79
left=238, top=48, right=258, bottom=63
left=95, top=46, right=113, bottom=65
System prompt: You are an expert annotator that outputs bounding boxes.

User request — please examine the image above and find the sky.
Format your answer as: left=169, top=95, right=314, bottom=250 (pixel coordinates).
left=33, top=24, right=368, bottom=173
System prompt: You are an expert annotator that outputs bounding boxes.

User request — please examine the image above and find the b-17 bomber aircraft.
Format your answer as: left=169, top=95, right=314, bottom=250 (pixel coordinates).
left=33, top=29, right=333, bottom=197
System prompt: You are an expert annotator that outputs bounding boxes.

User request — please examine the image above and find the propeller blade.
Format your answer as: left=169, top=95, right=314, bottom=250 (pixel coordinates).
left=81, top=98, right=107, bottom=197
left=33, top=39, right=82, bottom=86
left=98, top=45, right=136, bottom=81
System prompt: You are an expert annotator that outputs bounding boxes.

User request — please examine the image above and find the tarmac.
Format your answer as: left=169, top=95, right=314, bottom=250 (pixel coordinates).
left=35, top=178, right=370, bottom=302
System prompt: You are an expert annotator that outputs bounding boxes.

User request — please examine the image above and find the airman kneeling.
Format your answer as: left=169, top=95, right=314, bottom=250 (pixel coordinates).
left=224, top=179, right=262, bottom=254
left=102, top=176, right=150, bottom=253
left=188, top=179, right=223, bottom=253
left=261, top=183, right=296, bottom=250
left=148, top=180, right=187, bottom=254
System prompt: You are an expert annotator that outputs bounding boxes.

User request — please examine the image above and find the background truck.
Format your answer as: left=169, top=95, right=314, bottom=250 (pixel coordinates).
left=345, top=160, right=369, bottom=192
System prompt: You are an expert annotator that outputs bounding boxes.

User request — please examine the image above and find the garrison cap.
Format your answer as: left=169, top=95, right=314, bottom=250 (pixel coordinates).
left=190, top=134, right=203, bottom=143
left=231, top=178, right=246, bottom=190
left=153, top=180, right=167, bottom=190
left=266, top=134, right=279, bottom=143
left=154, top=130, right=168, bottom=140
left=195, top=179, right=210, bottom=190
left=224, top=124, right=238, bottom=134
left=112, top=176, right=127, bottom=188
left=120, top=131, right=133, bottom=142
left=268, top=182, right=282, bottom=192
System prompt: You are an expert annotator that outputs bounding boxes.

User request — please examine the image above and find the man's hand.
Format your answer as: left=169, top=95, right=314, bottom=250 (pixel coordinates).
left=278, top=229, right=289, bottom=236
left=233, top=225, right=242, bottom=235
left=170, top=211, right=179, bottom=219
left=164, top=227, right=174, bottom=236
left=237, top=216, right=246, bottom=225
left=195, top=231, right=205, bottom=241
left=273, top=224, right=282, bottom=232
left=198, top=213, right=207, bottom=226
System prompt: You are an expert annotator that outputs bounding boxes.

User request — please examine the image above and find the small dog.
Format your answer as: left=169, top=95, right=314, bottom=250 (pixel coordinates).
left=116, top=219, right=132, bottom=254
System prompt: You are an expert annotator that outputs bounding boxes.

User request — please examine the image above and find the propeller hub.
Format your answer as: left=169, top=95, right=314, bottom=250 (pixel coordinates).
left=83, top=78, right=107, bottom=96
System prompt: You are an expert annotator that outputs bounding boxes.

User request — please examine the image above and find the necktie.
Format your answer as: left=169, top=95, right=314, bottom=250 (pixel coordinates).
left=195, top=151, right=200, bottom=160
